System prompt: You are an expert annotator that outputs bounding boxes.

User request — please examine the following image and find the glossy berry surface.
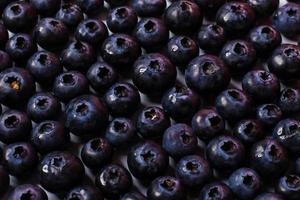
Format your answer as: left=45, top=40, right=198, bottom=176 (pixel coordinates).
left=198, top=181, right=233, bottom=200
left=65, top=185, right=103, bottom=200
left=56, top=3, right=83, bottom=29
left=9, top=184, right=48, bottom=200
left=278, top=88, right=300, bottom=115
left=247, top=0, right=279, bottom=16
left=132, top=0, right=166, bottom=17
left=256, top=104, right=282, bottom=127
left=276, top=174, right=300, bottom=200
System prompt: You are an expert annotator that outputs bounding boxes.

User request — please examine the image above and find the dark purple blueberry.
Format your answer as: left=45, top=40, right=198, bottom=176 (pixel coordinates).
left=249, top=25, right=282, bottom=58
left=207, top=135, right=245, bottom=170
left=0, top=165, right=9, bottom=194
left=95, top=164, right=132, bottom=198
left=0, top=50, right=11, bottom=71
left=107, top=6, right=138, bottom=33
left=56, top=3, right=83, bottom=28
left=81, top=137, right=113, bottom=169
left=165, top=0, right=202, bottom=35
left=136, top=106, right=170, bottom=139
left=278, top=88, right=300, bottom=115
left=0, top=22, right=8, bottom=49
left=276, top=175, right=300, bottom=200
left=133, top=18, right=169, bottom=51
left=192, top=108, right=225, bottom=142
left=2, top=1, right=37, bottom=33
left=65, top=95, right=108, bottom=137
left=39, top=151, right=85, bottom=193
left=194, top=0, right=225, bottom=18
left=216, top=2, right=256, bottom=36
left=27, top=92, right=62, bottom=122
left=255, top=192, right=284, bottom=200
left=9, top=184, right=48, bottom=200
left=30, top=0, right=60, bottom=16
left=132, top=0, right=166, bottom=17
left=0, top=109, right=31, bottom=144
left=197, top=23, right=226, bottom=54
left=75, top=0, right=103, bottom=15
left=105, top=117, right=136, bottom=146
left=0, top=68, right=35, bottom=108
left=166, top=36, right=199, bottom=66
left=53, top=71, right=89, bottom=103
left=3, top=142, right=38, bottom=177
left=256, top=104, right=282, bottom=127
left=105, top=0, right=128, bottom=7
left=220, top=40, right=256, bottom=75
left=27, top=51, right=62, bottom=86
left=185, top=55, right=230, bottom=94
left=101, top=34, right=141, bottom=67
left=198, top=181, right=233, bottom=200
left=132, top=53, right=177, bottom=96
left=228, top=168, right=262, bottom=200
left=162, top=83, right=201, bottom=122
left=162, top=124, right=198, bottom=159
left=176, top=155, right=211, bottom=188
left=121, top=191, right=146, bottom=200
left=147, top=176, right=185, bottom=200
left=65, top=185, right=103, bottom=200
left=75, top=19, right=108, bottom=46
left=31, top=120, right=69, bottom=154
left=251, top=138, right=289, bottom=178
left=215, top=89, right=253, bottom=122
left=247, top=0, right=279, bottom=16
left=33, top=18, right=69, bottom=51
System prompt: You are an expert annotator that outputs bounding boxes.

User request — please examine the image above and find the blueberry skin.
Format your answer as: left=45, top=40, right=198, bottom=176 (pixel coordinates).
left=6, top=33, right=37, bottom=63
left=33, top=18, right=69, bottom=51
left=272, top=119, right=300, bottom=153
left=105, top=118, right=136, bottom=147
left=95, top=164, right=132, bottom=198
left=162, top=84, right=200, bottom=122
left=166, top=36, right=199, bottom=66
left=3, top=142, right=38, bottom=177
left=194, top=0, right=225, bottom=18
left=27, top=51, right=62, bottom=86
left=105, top=0, right=128, bottom=7
left=53, top=71, right=89, bottom=103
left=0, top=165, right=9, bottom=194
left=215, top=89, right=253, bottom=122
left=233, top=119, right=265, bottom=145
left=39, top=151, right=85, bottom=193
left=101, top=34, right=141, bottom=67
left=136, top=106, right=170, bottom=139
left=56, top=3, right=83, bottom=29
left=216, top=2, right=256, bottom=36
left=0, top=68, right=36, bottom=108
left=192, top=108, right=225, bottom=142
left=81, top=137, right=113, bottom=169
left=0, top=23, right=8, bottom=49
left=198, top=181, right=233, bottom=200
left=75, top=19, right=108, bottom=46
left=0, top=50, right=12, bottom=71
left=147, top=176, right=185, bottom=200
left=104, top=82, right=141, bottom=117
left=176, top=155, right=211, bottom=188
left=276, top=175, right=300, bottom=200
left=247, top=0, right=279, bottom=16
left=2, top=1, right=37, bottom=33
left=228, top=168, right=262, bottom=200
left=61, top=41, right=96, bottom=72
left=278, top=88, right=300, bottom=115
left=207, top=135, right=245, bottom=170
left=132, top=0, right=166, bottom=17
left=251, top=138, right=289, bottom=178
left=254, top=192, right=284, bottom=200
left=29, top=0, right=60, bottom=17
left=65, top=95, right=108, bottom=136
left=27, top=92, right=62, bottom=122
left=65, top=185, right=103, bottom=200
left=0, top=109, right=32, bottom=144
left=261, top=107, right=281, bottom=129
left=242, top=70, right=280, bottom=103
left=9, top=184, right=48, bottom=200
left=121, top=191, right=146, bottom=200
left=127, top=141, right=169, bottom=180
left=165, top=0, right=203, bottom=35
left=87, top=62, right=118, bottom=93
left=197, top=24, right=226, bottom=54
left=31, top=120, right=69, bottom=154
left=273, top=3, right=300, bottom=38
left=220, top=40, right=257, bottom=75
left=162, top=124, right=198, bottom=159
left=268, top=44, right=300, bottom=81
left=76, top=0, right=103, bottom=15
left=133, top=18, right=169, bottom=51
left=133, top=53, right=177, bottom=96
left=107, top=6, right=138, bottom=33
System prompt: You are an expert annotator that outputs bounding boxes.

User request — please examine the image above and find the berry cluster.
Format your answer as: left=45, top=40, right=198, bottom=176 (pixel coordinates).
left=0, top=0, right=300, bottom=200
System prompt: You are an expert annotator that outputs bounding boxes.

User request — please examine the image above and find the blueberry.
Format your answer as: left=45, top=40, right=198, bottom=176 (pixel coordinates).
left=9, top=184, right=48, bottom=200
left=65, top=185, right=104, bottom=200
left=39, top=151, right=85, bottom=193
left=247, top=0, right=279, bottom=17
left=0, top=165, right=9, bottom=194
left=30, top=0, right=60, bottom=17
left=132, top=0, right=166, bottom=17
left=121, top=191, right=147, bottom=200
left=0, top=50, right=11, bottom=71
left=278, top=88, right=300, bottom=115
left=75, top=0, right=103, bottom=15
left=105, top=0, right=128, bottom=7
left=56, top=3, right=83, bottom=29
left=254, top=192, right=284, bottom=200
left=198, top=181, right=233, bottom=200
left=256, top=104, right=282, bottom=127
left=194, top=0, right=225, bottom=18
left=276, top=175, right=300, bottom=200
left=0, top=22, right=8, bottom=49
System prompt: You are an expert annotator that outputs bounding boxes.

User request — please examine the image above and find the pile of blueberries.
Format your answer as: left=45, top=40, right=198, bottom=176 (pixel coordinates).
left=1, top=0, right=300, bottom=199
